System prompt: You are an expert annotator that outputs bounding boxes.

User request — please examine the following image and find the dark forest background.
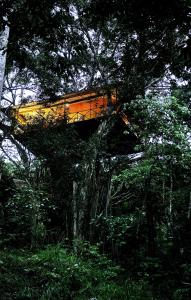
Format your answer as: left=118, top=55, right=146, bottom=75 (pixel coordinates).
left=0, top=1, right=191, bottom=299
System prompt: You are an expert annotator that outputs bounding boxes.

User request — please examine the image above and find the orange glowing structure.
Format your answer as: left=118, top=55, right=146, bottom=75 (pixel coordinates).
left=12, top=89, right=118, bottom=128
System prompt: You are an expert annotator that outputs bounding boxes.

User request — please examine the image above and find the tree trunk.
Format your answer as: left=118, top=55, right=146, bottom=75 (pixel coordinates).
left=71, top=119, right=115, bottom=241
left=146, top=196, right=157, bottom=257
left=0, top=22, right=9, bottom=105
left=72, top=154, right=113, bottom=241
left=41, top=117, right=126, bottom=243
left=49, top=158, right=74, bottom=241
left=144, top=178, right=157, bottom=257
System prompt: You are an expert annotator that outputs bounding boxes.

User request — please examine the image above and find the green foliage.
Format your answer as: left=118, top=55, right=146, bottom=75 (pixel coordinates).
left=2, top=0, right=190, bottom=97
left=0, top=159, right=53, bottom=248
left=5, top=183, right=47, bottom=247
left=87, top=0, right=191, bottom=97
left=0, top=245, right=153, bottom=300
left=127, top=95, right=190, bottom=152
left=110, top=95, right=191, bottom=298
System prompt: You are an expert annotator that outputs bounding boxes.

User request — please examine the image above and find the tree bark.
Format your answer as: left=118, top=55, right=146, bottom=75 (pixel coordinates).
left=0, top=21, right=9, bottom=106
left=144, top=177, right=157, bottom=257
left=72, top=119, right=116, bottom=241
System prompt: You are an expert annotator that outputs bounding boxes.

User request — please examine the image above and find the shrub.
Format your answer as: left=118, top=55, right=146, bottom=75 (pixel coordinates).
left=0, top=245, right=153, bottom=300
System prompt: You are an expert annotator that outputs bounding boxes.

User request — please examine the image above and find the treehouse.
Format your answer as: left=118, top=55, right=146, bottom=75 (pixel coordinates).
left=12, top=89, right=119, bottom=128
left=11, top=89, right=134, bottom=155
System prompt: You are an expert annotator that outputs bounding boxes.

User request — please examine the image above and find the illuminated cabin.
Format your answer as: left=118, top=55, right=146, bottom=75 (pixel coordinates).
left=12, top=89, right=134, bottom=155
left=12, top=89, right=119, bottom=129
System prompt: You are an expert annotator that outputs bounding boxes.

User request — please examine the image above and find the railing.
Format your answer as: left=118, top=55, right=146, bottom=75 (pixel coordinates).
left=66, top=106, right=108, bottom=123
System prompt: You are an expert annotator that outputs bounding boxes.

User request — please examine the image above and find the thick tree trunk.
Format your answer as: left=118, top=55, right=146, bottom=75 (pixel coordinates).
left=71, top=119, right=117, bottom=240
left=72, top=154, right=113, bottom=241
left=49, top=158, right=74, bottom=241
left=0, top=22, right=9, bottom=105
left=49, top=149, right=106, bottom=242
left=44, top=117, right=133, bottom=242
